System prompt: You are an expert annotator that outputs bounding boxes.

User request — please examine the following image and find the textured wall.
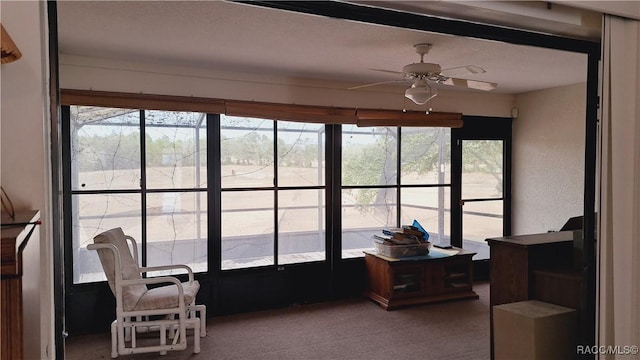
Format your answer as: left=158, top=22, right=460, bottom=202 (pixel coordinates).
left=59, top=54, right=516, bottom=118
left=0, top=1, right=54, bottom=358
left=512, top=83, right=586, bottom=234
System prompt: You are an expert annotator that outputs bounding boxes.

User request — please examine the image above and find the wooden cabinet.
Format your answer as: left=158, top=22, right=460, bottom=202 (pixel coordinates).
left=486, top=231, right=581, bottom=359
left=1, top=211, right=40, bottom=360
left=486, top=231, right=575, bottom=307
left=364, top=248, right=479, bottom=310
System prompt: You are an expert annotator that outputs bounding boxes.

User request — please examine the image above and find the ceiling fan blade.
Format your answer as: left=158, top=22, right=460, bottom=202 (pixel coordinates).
left=348, top=79, right=406, bottom=90
left=440, top=77, right=497, bottom=91
left=369, top=68, right=405, bottom=75
left=440, top=65, right=486, bottom=77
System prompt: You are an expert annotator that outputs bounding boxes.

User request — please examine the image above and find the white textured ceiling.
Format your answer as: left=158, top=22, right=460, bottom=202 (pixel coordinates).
left=56, top=1, right=595, bottom=95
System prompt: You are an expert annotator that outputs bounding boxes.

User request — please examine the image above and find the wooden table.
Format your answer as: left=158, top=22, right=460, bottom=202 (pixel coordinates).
left=364, top=247, right=479, bottom=310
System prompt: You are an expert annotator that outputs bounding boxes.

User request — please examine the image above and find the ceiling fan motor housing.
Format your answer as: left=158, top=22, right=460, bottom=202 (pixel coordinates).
left=402, top=62, right=442, bottom=80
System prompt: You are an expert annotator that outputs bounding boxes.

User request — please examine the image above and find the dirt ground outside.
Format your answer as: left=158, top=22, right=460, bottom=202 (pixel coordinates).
left=73, top=165, right=500, bottom=279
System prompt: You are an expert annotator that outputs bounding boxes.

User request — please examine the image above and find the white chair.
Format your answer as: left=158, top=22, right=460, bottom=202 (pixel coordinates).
left=88, top=227, right=206, bottom=358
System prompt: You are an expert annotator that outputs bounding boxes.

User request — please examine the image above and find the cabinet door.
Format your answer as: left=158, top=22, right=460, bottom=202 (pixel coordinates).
left=391, top=265, right=424, bottom=297
left=443, top=258, right=472, bottom=291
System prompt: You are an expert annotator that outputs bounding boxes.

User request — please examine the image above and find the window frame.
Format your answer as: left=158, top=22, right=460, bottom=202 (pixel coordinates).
left=451, top=116, right=513, bottom=251
left=61, top=100, right=500, bottom=285
left=60, top=96, right=512, bottom=336
left=217, top=116, right=330, bottom=270
left=340, top=125, right=454, bottom=257
left=63, top=107, right=211, bottom=284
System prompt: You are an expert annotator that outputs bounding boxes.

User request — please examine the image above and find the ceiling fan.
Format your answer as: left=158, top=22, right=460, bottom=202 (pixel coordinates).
left=349, top=43, right=498, bottom=105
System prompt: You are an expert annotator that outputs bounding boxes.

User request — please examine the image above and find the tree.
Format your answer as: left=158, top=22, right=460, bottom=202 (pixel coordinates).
left=342, top=127, right=451, bottom=214
left=462, top=140, right=503, bottom=192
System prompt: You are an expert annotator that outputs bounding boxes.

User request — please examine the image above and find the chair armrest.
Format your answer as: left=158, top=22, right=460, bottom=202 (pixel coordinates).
left=87, top=243, right=117, bottom=252
left=139, top=264, right=195, bottom=283
left=122, top=276, right=187, bottom=303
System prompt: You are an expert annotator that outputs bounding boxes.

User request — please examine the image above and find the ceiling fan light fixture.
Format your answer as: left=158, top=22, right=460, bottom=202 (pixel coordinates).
left=405, top=84, right=437, bottom=105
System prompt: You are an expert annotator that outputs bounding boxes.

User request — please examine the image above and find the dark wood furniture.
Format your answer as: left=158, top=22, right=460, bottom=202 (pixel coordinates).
left=364, top=247, right=479, bottom=310
left=486, top=231, right=582, bottom=359
left=1, top=210, right=40, bottom=360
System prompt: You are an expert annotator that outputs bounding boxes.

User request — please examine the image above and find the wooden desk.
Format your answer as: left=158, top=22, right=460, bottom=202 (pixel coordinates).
left=486, top=231, right=580, bottom=359
left=364, top=248, right=479, bottom=310
left=486, top=231, right=575, bottom=306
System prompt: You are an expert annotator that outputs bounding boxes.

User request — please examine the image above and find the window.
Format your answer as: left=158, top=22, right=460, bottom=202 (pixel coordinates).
left=220, top=116, right=326, bottom=269
left=461, top=140, right=504, bottom=260
left=64, top=101, right=485, bottom=285
left=451, top=117, right=512, bottom=261
left=341, top=125, right=451, bottom=258
left=67, top=106, right=208, bottom=283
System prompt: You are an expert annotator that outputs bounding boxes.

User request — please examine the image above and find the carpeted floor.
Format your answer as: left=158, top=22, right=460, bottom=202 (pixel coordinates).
left=65, top=282, right=490, bottom=360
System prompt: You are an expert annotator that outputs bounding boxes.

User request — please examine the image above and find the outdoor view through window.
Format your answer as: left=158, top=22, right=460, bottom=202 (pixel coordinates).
left=341, top=125, right=452, bottom=258
left=66, top=105, right=501, bottom=283
left=69, top=107, right=207, bottom=283
left=220, top=116, right=326, bottom=269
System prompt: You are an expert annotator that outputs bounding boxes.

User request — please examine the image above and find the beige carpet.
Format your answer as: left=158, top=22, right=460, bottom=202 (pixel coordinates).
left=65, top=282, right=490, bottom=360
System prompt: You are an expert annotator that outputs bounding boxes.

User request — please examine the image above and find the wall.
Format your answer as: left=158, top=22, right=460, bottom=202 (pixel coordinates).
left=512, top=82, right=586, bottom=234
left=61, top=55, right=591, bottom=237
left=59, top=54, right=515, bottom=117
left=559, top=1, right=640, bottom=20
left=0, top=1, right=55, bottom=359
left=0, top=3, right=598, bottom=358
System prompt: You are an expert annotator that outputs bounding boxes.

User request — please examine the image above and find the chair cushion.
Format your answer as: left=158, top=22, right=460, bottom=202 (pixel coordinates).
left=134, top=280, right=200, bottom=311
left=94, top=227, right=148, bottom=311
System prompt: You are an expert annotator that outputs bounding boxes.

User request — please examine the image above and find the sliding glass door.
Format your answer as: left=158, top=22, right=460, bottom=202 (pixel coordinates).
left=65, top=106, right=208, bottom=284
left=219, top=116, right=327, bottom=269
left=63, top=104, right=511, bottom=335
left=452, top=117, right=512, bottom=260
left=460, top=139, right=505, bottom=260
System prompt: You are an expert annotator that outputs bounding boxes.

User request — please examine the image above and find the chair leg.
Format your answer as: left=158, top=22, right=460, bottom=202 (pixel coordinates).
left=131, top=324, right=137, bottom=349
left=193, top=319, right=201, bottom=354
left=167, top=314, right=176, bottom=340
left=124, top=317, right=131, bottom=342
left=110, top=320, right=119, bottom=359
left=117, top=319, right=127, bottom=357
left=199, top=305, right=206, bottom=337
left=159, top=324, right=167, bottom=356
left=188, top=304, right=207, bottom=337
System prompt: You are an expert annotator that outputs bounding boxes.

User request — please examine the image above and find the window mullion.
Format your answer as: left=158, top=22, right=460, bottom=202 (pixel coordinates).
left=209, top=113, right=222, bottom=273
left=140, top=109, right=147, bottom=268
left=328, top=124, right=341, bottom=269
left=273, top=122, right=279, bottom=266
left=396, top=126, right=402, bottom=228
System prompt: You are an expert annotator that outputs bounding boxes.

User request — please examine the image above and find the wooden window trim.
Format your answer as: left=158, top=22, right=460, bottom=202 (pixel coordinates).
left=60, top=89, right=226, bottom=114
left=61, top=89, right=463, bottom=127
left=356, top=109, right=462, bottom=128
left=224, top=99, right=356, bottom=124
